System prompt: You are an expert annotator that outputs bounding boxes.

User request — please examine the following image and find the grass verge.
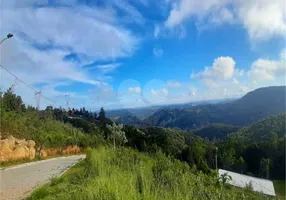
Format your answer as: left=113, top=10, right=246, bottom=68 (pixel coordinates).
left=28, top=146, right=276, bottom=200
left=273, top=180, right=285, bottom=199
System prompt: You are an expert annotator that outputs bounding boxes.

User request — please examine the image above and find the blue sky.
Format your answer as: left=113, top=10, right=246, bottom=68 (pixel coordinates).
left=1, top=0, right=285, bottom=110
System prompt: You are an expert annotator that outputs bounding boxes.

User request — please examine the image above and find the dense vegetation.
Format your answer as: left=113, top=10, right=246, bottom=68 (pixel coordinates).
left=0, top=88, right=103, bottom=154
left=194, top=124, right=241, bottom=140
left=1, top=87, right=285, bottom=198
left=29, top=146, right=274, bottom=200
left=219, top=114, right=286, bottom=180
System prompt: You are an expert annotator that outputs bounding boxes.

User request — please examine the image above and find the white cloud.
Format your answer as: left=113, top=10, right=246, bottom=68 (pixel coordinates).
left=128, top=87, right=141, bottom=94
left=0, top=1, right=139, bottom=109
left=3, top=7, right=138, bottom=59
left=113, top=0, right=145, bottom=25
left=165, top=0, right=230, bottom=28
left=165, top=0, right=286, bottom=41
left=247, top=48, right=286, bottom=83
left=153, top=47, right=164, bottom=57
left=212, top=7, right=234, bottom=24
left=190, top=56, right=249, bottom=89
left=89, top=63, right=121, bottom=74
left=203, top=79, right=219, bottom=88
left=247, top=59, right=285, bottom=81
left=237, top=0, right=286, bottom=40
left=191, top=56, right=236, bottom=80
left=167, top=80, right=181, bottom=88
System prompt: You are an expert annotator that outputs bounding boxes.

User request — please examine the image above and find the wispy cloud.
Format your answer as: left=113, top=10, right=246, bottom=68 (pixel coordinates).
left=164, top=0, right=286, bottom=41
left=0, top=0, right=139, bottom=109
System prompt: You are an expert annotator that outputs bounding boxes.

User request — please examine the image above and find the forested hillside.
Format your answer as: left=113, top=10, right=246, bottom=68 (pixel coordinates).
left=1, top=87, right=285, bottom=199
left=143, top=86, right=286, bottom=129
left=218, top=113, right=285, bottom=180
left=194, top=124, right=241, bottom=140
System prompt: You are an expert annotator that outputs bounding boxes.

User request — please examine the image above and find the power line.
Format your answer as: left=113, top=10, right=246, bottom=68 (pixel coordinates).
left=0, top=64, right=57, bottom=106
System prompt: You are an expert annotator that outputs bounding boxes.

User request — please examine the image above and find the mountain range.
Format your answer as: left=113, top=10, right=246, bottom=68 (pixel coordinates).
left=107, top=86, right=286, bottom=130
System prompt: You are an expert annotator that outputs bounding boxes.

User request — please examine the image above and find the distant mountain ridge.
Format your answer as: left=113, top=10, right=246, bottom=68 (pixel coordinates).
left=142, top=86, right=286, bottom=129
left=106, top=98, right=238, bottom=123
left=108, top=86, right=285, bottom=129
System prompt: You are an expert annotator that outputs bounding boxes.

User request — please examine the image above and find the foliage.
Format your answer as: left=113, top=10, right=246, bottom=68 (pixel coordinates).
left=106, top=122, right=127, bottom=149
left=1, top=86, right=285, bottom=186
left=273, top=180, right=286, bottom=199
left=217, top=113, right=286, bottom=179
left=219, top=173, right=232, bottom=186
left=29, top=147, right=274, bottom=200
left=194, top=124, right=241, bottom=140
left=0, top=88, right=101, bottom=154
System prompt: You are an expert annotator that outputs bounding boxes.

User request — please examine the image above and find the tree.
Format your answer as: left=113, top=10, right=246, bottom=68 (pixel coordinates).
left=2, top=88, right=25, bottom=112
left=98, top=107, right=106, bottom=121
left=260, top=158, right=270, bottom=179
left=93, top=112, right=97, bottom=119
left=268, top=132, right=278, bottom=147
left=106, top=122, right=127, bottom=149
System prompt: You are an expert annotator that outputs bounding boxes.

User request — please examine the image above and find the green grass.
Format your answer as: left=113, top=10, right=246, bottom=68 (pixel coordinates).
left=29, top=146, right=276, bottom=200
left=273, top=180, right=285, bottom=199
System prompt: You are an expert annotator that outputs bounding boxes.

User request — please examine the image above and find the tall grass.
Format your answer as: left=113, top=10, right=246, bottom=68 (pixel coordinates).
left=29, top=146, right=275, bottom=200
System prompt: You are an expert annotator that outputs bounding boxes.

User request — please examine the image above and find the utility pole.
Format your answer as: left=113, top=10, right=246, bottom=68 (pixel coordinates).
left=215, top=147, right=218, bottom=170
left=10, top=78, right=18, bottom=93
left=64, top=93, right=70, bottom=110
left=35, top=91, right=42, bottom=110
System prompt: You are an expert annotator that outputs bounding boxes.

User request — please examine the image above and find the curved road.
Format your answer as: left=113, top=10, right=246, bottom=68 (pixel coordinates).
left=0, top=155, right=85, bottom=200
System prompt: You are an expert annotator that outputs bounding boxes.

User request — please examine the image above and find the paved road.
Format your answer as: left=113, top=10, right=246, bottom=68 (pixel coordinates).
left=0, top=155, right=85, bottom=200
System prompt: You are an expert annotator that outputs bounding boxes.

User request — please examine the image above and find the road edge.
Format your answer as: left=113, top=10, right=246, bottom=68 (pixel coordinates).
left=22, top=156, right=85, bottom=200
left=0, top=154, right=85, bottom=171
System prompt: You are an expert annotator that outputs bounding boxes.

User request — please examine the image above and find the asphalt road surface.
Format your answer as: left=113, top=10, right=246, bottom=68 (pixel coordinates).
left=0, top=155, right=85, bottom=200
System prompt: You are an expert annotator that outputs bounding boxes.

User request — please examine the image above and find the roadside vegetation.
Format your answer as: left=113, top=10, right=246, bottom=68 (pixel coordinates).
left=29, top=146, right=274, bottom=200
left=273, top=180, right=285, bottom=199
left=1, top=87, right=284, bottom=198
left=0, top=88, right=102, bottom=159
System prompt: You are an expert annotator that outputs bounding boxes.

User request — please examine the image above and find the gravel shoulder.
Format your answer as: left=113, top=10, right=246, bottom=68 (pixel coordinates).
left=0, top=155, right=85, bottom=200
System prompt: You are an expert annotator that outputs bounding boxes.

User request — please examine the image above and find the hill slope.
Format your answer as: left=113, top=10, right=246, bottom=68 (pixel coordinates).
left=194, top=124, right=241, bottom=140
left=143, top=86, right=286, bottom=129
left=227, top=113, right=286, bottom=143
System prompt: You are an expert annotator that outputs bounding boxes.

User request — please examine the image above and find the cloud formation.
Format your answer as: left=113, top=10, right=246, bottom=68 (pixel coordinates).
left=191, top=56, right=236, bottom=82
left=247, top=57, right=285, bottom=81
left=0, top=0, right=139, bottom=108
left=165, top=0, right=286, bottom=41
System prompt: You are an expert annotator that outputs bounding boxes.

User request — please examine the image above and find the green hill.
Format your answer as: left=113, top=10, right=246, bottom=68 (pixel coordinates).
left=194, top=124, right=241, bottom=140
left=143, top=86, right=286, bottom=129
